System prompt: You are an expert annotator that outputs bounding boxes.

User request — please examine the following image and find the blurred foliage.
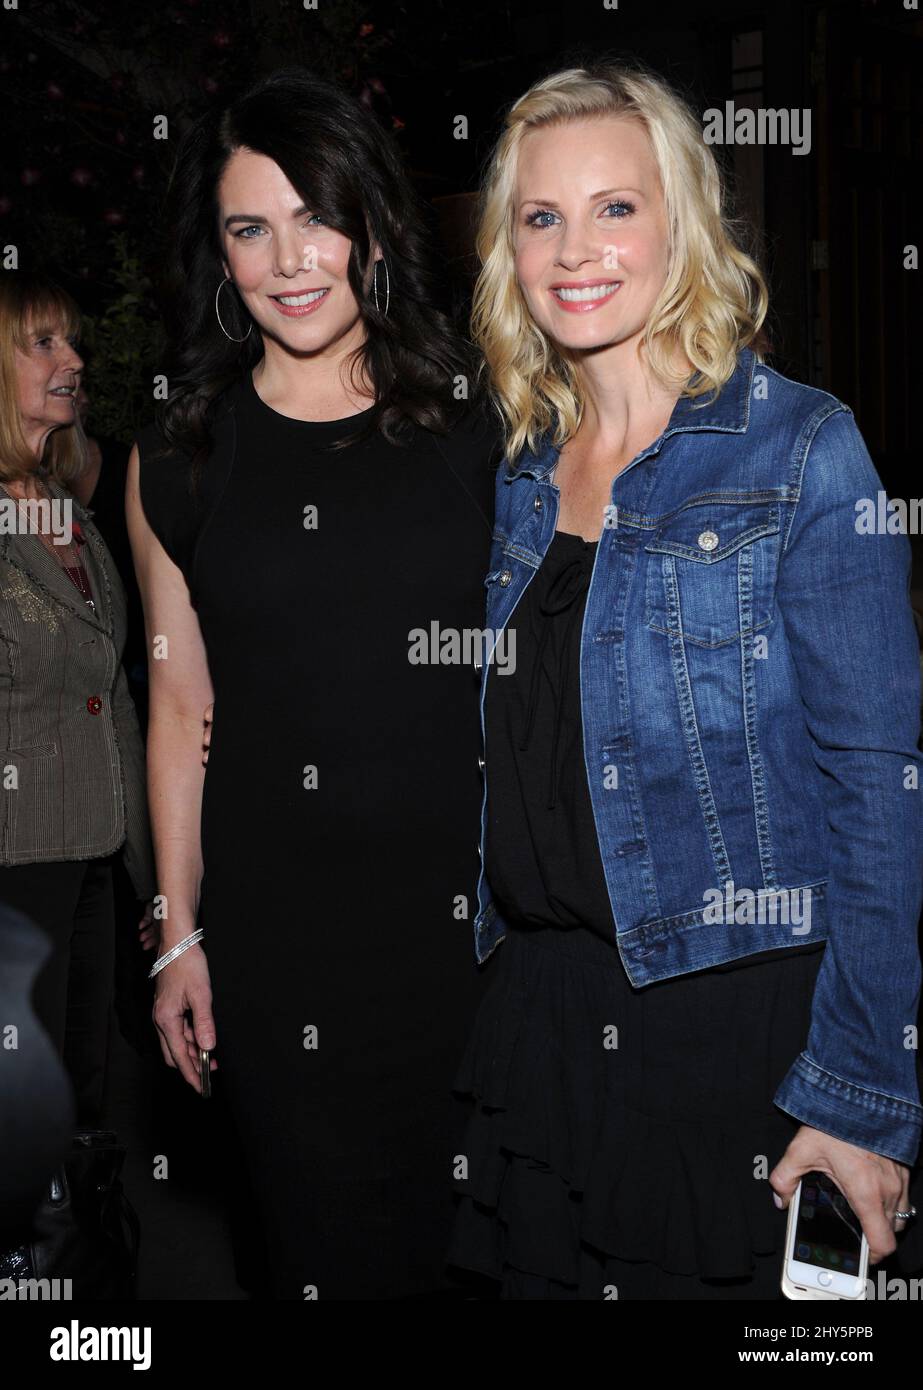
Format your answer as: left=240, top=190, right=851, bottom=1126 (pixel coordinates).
left=78, top=232, right=165, bottom=446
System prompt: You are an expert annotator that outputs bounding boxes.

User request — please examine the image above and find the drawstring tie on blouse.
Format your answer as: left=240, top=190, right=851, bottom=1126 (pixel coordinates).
left=518, top=552, right=594, bottom=811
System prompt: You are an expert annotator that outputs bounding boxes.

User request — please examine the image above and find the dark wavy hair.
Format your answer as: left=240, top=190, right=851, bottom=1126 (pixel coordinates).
left=153, top=65, right=477, bottom=467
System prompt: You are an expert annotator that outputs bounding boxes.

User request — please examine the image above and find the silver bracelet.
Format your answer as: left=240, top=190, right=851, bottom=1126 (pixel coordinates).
left=148, top=928, right=204, bottom=979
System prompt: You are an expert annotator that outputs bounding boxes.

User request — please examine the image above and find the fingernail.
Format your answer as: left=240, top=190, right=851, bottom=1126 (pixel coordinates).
left=772, top=1192, right=784, bottom=1209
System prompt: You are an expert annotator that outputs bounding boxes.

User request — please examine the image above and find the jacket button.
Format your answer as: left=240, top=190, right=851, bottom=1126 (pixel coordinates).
left=499, top=569, right=512, bottom=586
left=697, top=530, right=719, bottom=551
left=86, top=695, right=102, bottom=715
left=534, top=496, right=543, bottom=511
left=478, top=756, right=485, bottom=770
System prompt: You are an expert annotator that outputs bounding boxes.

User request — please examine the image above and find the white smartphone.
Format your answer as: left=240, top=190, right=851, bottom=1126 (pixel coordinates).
left=781, top=1169, right=868, bottom=1299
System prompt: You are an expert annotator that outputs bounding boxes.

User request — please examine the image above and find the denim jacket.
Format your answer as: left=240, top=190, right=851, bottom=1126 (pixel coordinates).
left=474, top=347, right=923, bottom=1166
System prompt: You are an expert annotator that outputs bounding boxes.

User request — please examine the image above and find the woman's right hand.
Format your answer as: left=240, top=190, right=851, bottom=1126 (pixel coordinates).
left=152, top=943, right=218, bottom=1093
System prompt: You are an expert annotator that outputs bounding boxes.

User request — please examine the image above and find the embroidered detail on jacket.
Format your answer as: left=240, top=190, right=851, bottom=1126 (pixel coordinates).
left=0, top=567, right=61, bottom=633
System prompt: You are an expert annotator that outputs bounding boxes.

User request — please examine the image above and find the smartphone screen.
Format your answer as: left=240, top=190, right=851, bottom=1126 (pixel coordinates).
left=792, top=1170, right=864, bottom=1276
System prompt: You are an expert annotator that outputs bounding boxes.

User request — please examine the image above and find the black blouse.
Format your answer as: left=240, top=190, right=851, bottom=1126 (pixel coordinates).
left=485, top=530, right=613, bottom=937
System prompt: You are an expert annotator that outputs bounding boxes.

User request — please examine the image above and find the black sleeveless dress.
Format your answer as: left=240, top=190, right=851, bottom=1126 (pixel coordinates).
left=136, top=372, right=497, bottom=1299
left=446, top=530, right=828, bottom=1300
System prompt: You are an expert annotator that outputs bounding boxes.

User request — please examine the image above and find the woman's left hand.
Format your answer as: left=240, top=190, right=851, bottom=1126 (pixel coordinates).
left=771, top=1124, right=911, bottom=1265
left=137, top=899, right=159, bottom=952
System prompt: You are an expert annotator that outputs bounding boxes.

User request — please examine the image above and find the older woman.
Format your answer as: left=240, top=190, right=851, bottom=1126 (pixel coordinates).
left=0, top=273, right=155, bottom=1129
left=447, top=60, right=922, bottom=1299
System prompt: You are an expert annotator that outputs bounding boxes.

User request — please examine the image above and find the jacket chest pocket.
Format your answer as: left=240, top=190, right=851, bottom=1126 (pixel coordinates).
left=643, top=501, right=781, bottom=648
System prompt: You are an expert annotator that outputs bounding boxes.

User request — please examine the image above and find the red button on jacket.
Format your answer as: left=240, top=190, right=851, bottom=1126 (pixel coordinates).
left=86, top=696, right=102, bottom=715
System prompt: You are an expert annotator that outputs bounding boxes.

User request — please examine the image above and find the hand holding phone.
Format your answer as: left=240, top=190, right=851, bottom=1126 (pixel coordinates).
left=781, top=1169, right=868, bottom=1299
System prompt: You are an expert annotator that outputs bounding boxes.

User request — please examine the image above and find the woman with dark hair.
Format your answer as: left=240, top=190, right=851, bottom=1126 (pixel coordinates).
left=126, top=67, right=499, bottom=1299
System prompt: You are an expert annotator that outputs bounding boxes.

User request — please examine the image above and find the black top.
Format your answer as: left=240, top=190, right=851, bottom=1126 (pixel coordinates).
left=135, top=371, right=501, bottom=849
left=485, top=529, right=825, bottom=972
left=485, top=529, right=613, bottom=936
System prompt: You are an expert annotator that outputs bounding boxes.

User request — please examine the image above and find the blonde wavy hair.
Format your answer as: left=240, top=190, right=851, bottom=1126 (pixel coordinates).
left=471, top=60, right=771, bottom=461
left=0, top=273, right=87, bottom=485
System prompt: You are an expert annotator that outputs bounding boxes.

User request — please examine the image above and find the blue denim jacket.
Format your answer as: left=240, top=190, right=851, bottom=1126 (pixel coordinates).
left=474, top=347, right=923, bottom=1165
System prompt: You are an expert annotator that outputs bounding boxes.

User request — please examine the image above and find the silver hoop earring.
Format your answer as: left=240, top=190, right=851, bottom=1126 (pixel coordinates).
left=372, top=257, right=390, bottom=317
left=215, top=275, right=252, bottom=342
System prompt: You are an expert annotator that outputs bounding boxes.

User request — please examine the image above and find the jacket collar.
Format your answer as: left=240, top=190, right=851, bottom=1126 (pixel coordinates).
left=506, top=345, right=758, bottom=481
left=0, top=475, right=113, bottom=633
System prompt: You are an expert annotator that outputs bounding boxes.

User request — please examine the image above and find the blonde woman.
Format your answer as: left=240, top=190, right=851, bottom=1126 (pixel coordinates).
left=0, top=273, right=156, bottom=1129
left=447, top=61, right=922, bottom=1299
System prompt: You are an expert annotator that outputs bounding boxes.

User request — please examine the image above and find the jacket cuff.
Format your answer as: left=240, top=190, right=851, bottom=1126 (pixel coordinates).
left=774, top=1051, right=923, bottom=1166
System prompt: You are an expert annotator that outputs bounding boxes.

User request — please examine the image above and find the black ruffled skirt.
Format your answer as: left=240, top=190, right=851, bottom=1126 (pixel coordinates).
left=447, top=920, right=827, bottom=1300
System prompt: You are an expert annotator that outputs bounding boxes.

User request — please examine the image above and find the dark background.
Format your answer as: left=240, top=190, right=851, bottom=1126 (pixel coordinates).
left=1, top=0, right=921, bottom=1298
left=1, top=0, right=920, bottom=467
